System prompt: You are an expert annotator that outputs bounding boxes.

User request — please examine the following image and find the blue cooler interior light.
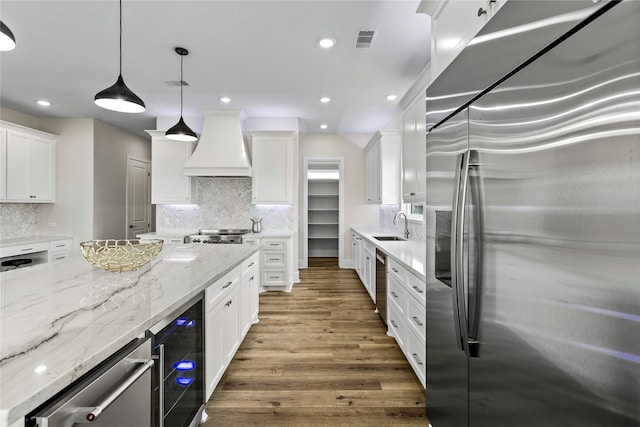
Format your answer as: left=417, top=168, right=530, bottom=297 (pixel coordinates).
left=174, top=360, right=195, bottom=371
left=175, top=318, right=188, bottom=326
left=176, top=377, right=194, bottom=386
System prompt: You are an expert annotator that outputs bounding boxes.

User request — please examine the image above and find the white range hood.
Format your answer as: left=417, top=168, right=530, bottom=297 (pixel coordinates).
left=183, top=110, right=252, bottom=177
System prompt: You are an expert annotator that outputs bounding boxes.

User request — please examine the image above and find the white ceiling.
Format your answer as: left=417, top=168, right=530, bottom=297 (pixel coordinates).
left=0, top=1, right=430, bottom=139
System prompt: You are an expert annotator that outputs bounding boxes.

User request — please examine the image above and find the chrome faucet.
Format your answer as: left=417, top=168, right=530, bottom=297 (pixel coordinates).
left=393, top=211, right=409, bottom=240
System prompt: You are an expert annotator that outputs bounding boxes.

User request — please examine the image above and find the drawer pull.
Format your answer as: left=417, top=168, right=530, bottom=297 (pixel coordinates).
left=56, top=256, right=65, bottom=260
left=249, top=276, right=254, bottom=281
left=412, top=316, right=424, bottom=326
left=21, top=248, right=34, bottom=252
left=477, top=7, right=487, bottom=16
left=248, top=262, right=255, bottom=267
left=269, top=258, right=279, bottom=261
left=390, top=320, right=398, bottom=328
left=412, top=353, right=424, bottom=366
left=391, top=291, right=398, bottom=298
left=268, top=243, right=280, bottom=246
left=412, top=286, right=424, bottom=294
left=269, top=276, right=280, bottom=279
left=55, top=244, right=66, bottom=248
left=391, top=268, right=399, bottom=273
left=223, top=281, right=233, bottom=289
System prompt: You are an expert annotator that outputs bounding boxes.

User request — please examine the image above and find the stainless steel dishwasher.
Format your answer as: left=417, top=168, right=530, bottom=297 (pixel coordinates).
left=28, top=338, right=154, bottom=426
left=375, top=249, right=387, bottom=325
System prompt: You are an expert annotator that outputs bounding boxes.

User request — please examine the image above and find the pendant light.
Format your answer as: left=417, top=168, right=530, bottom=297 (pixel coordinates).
left=94, top=0, right=145, bottom=113
left=0, top=20, right=16, bottom=51
left=165, top=47, right=198, bottom=141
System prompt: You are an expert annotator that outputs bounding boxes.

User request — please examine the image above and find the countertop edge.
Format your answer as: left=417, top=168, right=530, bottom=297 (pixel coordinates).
left=351, top=227, right=426, bottom=281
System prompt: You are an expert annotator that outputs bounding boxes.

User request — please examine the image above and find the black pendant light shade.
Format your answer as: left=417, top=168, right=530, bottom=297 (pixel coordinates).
left=166, top=47, right=198, bottom=142
left=0, top=20, right=16, bottom=51
left=94, top=0, right=145, bottom=113
left=166, top=116, right=198, bottom=141
left=94, top=74, right=146, bottom=113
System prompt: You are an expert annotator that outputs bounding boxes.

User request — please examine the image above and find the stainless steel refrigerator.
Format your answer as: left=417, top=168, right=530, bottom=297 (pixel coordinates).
left=424, top=1, right=640, bottom=426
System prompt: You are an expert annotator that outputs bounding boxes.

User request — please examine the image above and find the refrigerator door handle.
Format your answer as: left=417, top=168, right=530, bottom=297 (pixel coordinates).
left=451, top=151, right=470, bottom=354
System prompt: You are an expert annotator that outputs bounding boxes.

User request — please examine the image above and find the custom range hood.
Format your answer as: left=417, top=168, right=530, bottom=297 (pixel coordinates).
left=183, top=110, right=252, bottom=176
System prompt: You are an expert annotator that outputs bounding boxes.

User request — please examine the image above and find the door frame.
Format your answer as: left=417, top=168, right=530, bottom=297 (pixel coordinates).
left=125, top=155, right=151, bottom=239
left=302, top=156, right=345, bottom=268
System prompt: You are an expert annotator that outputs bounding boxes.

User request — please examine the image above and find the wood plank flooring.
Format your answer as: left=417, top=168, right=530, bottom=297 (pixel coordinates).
left=203, top=257, right=428, bottom=427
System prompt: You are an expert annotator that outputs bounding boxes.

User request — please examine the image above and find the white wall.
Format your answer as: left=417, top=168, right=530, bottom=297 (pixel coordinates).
left=299, top=133, right=378, bottom=265
left=38, top=118, right=95, bottom=254
left=93, top=120, right=151, bottom=239
left=0, top=106, right=41, bottom=129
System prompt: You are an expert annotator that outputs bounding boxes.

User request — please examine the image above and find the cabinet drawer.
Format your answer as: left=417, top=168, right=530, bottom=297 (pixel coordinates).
left=262, top=251, right=285, bottom=267
left=387, top=257, right=406, bottom=284
left=206, top=267, right=240, bottom=311
left=262, top=240, right=286, bottom=250
left=407, top=294, right=426, bottom=342
left=387, top=303, right=406, bottom=349
left=49, top=239, right=71, bottom=251
left=0, top=242, right=49, bottom=258
left=388, top=275, right=406, bottom=315
left=407, top=272, right=426, bottom=306
left=406, top=329, right=426, bottom=388
left=242, top=252, right=259, bottom=272
left=262, top=269, right=286, bottom=285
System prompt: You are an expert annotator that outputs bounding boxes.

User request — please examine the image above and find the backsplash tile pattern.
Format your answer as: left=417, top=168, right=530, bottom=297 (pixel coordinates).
left=156, top=178, right=294, bottom=235
left=379, top=204, right=426, bottom=243
left=0, top=204, right=39, bottom=239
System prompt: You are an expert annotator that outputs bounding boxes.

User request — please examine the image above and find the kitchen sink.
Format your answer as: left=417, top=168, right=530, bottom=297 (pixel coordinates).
left=373, top=236, right=406, bottom=241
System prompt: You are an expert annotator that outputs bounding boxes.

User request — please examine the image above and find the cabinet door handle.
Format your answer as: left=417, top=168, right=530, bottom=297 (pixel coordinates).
left=477, top=7, right=487, bottom=16
left=391, top=291, right=398, bottom=298
left=248, top=262, right=255, bottom=267
left=223, top=281, right=233, bottom=289
left=412, top=353, right=424, bottom=366
left=391, top=267, right=399, bottom=273
left=412, top=316, right=424, bottom=326
left=249, top=276, right=254, bottom=281
left=390, top=320, right=398, bottom=328
left=410, top=192, right=416, bottom=196
left=412, top=285, right=424, bottom=294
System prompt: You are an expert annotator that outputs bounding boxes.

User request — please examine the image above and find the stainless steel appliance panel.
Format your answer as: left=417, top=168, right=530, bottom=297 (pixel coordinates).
left=29, top=338, right=153, bottom=427
left=375, top=249, right=387, bottom=324
left=425, top=108, right=469, bottom=426
left=465, top=1, right=640, bottom=425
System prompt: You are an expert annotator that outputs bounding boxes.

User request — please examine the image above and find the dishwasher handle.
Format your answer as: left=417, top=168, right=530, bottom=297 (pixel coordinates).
left=74, top=359, right=155, bottom=423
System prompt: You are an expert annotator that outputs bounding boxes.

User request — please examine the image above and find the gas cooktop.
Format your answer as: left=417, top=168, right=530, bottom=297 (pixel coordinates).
left=184, top=229, right=251, bottom=244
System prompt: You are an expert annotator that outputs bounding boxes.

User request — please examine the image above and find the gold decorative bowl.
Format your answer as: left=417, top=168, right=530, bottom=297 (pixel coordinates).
left=80, top=239, right=163, bottom=272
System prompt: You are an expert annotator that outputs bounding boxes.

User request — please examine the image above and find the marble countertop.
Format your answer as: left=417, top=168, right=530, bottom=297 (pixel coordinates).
left=0, top=242, right=259, bottom=426
left=351, top=227, right=426, bottom=281
left=0, top=235, right=74, bottom=249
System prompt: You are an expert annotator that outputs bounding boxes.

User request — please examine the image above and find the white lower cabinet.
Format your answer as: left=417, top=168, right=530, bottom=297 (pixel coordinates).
left=387, top=257, right=427, bottom=389
left=48, top=239, right=72, bottom=262
left=261, top=236, right=293, bottom=291
left=204, top=251, right=260, bottom=399
left=363, top=242, right=376, bottom=303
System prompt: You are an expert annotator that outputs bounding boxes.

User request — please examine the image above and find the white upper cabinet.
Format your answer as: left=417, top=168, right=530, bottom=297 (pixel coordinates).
left=422, top=0, right=507, bottom=80
left=0, top=122, right=56, bottom=203
left=402, top=91, right=427, bottom=203
left=364, top=129, right=401, bottom=205
left=250, top=131, right=295, bottom=204
left=147, top=130, right=197, bottom=204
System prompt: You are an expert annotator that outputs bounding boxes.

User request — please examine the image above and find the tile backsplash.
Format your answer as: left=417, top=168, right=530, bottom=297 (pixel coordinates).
left=156, top=178, right=294, bottom=235
left=379, top=204, right=426, bottom=243
left=0, top=203, right=39, bottom=239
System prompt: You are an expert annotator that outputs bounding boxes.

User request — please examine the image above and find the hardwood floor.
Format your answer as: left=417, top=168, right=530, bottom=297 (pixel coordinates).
left=203, top=257, right=428, bottom=426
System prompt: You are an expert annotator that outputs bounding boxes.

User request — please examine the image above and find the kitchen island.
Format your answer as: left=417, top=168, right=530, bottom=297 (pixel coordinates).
left=0, top=242, right=259, bottom=427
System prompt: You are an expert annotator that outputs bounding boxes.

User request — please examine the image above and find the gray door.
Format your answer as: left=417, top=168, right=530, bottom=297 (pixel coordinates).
left=425, top=108, right=469, bottom=427
left=467, top=1, right=640, bottom=425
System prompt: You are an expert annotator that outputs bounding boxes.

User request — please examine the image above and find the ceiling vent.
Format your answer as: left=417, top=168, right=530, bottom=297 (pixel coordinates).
left=355, top=30, right=375, bottom=48
left=164, top=80, right=189, bottom=87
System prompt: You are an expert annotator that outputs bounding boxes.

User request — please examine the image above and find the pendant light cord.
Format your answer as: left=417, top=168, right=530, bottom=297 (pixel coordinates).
left=180, top=54, right=184, bottom=116
left=119, top=0, right=123, bottom=75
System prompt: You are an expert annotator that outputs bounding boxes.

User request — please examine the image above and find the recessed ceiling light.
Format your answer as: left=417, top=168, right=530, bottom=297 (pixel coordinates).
left=220, top=97, right=231, bottom=103
left=386, top=94, right=397, bottom=101
left=320, top=124, right=328, bottom=129
left=37, top=100, right=51, bottom=106
left=320, top=97, right=331, bottom=104
left=318, top=38, right=336, bottom=49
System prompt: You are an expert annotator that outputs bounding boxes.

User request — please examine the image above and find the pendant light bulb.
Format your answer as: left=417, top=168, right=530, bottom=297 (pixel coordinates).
left=94, top=0, right=145, bottom=113
left=166, top=47, right=198, bottom=142
left=0, top=21, right=16, bottom=51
